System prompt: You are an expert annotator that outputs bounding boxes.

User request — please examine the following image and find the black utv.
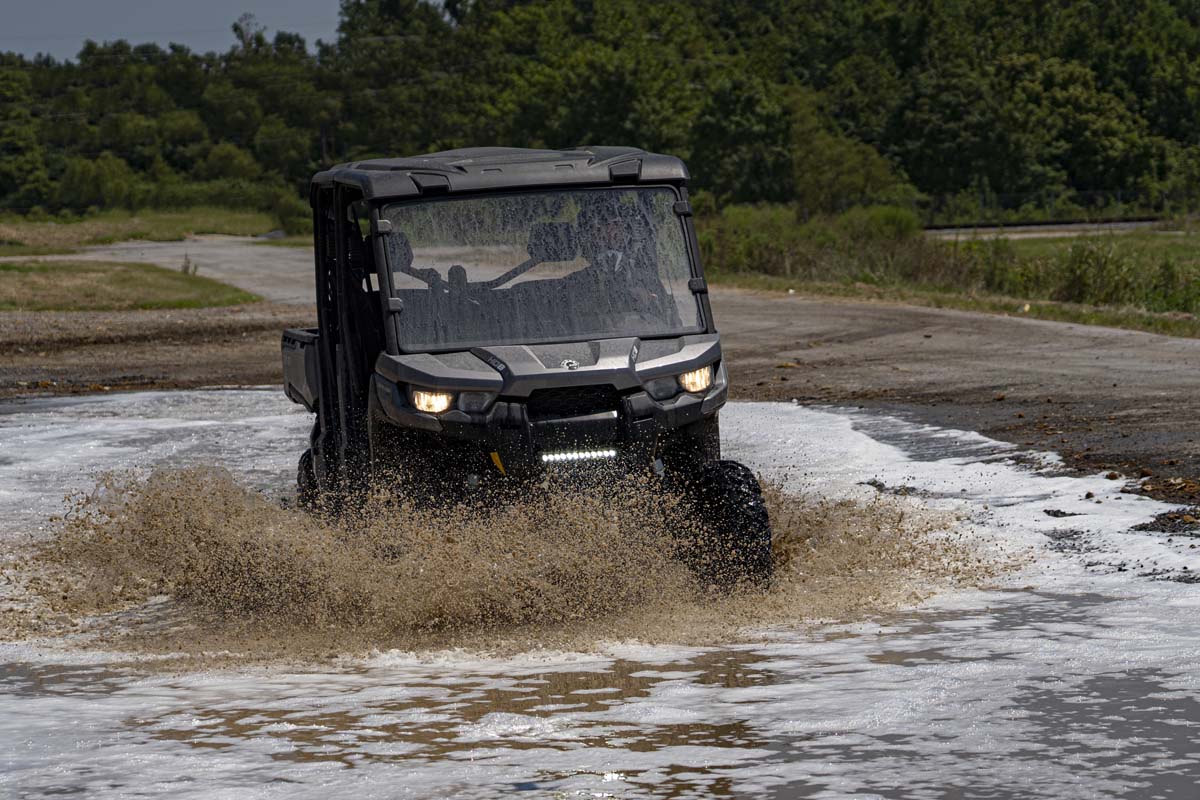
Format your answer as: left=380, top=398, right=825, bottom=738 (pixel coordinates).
left=282, top=147, right=772, bottom=584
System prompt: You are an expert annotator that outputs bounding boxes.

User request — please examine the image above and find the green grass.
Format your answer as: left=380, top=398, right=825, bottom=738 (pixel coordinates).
left=697, top=205, right=1200, bottom=337
left=0, top=207, right=278, bottom=252
left=1005, top=230, right=1200, bottom=262
left=0, top=260, right=259, bottom=311
left=708, top=272, right=1200, bottom=339
left=0, top=242, right=77, bottom=257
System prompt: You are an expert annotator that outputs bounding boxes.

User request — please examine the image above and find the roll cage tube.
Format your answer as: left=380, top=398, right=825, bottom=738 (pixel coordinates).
left=369, top=204, right=401, bottom=355
left=676, top=187, right=716, bottom=337
left=367, top=186, right=717, bottom=358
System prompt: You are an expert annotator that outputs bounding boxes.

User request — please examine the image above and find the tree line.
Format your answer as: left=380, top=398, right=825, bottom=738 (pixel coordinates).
left=4, top=0, right=1200, bottom=228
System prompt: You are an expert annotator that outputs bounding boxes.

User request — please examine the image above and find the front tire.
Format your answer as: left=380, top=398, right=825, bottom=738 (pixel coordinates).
left=685, top=460, right=773, bottom=589
left=297, top=449, right=318, bottom=509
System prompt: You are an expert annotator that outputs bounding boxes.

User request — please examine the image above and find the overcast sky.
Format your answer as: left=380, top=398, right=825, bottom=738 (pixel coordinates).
left=0, top=0, right=342, bottom=60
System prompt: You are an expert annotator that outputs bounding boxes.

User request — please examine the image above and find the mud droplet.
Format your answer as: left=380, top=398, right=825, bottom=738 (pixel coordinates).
left=11, top=468, right=1009, bottom=662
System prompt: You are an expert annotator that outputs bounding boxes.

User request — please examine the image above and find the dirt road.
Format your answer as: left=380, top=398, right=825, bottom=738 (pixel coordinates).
left=3, top=236, right=1197, bottom=497
left=0, top=236, right=315, bottom=304
left=715, top=291, right=1200, bottom=497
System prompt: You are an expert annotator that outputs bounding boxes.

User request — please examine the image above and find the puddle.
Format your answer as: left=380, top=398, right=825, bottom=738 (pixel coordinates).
left=1, top=390, right=1198, bottom=798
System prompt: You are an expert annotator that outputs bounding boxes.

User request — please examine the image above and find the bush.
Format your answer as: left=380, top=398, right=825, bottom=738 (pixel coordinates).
left=699, top=202, right=1200, bottom=317
left=697, top=203, right=810, bottom=277
left=1151, top=258, right=1200, bottom=313
left=697, top=203, right=930, bottom=282
left=270, top=188, right=312, bottom=235
left=149, top=178, right=277, bottom=210
left=1055, top=240, right=1140, bottom=306
left=55, top=153, right=143, bottom=211
left=833, top=205, right=921, bottom=242
left=193, top=143, right=262, bottom=181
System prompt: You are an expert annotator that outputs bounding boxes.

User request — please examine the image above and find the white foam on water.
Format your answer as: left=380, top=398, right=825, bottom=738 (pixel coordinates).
left=0, top=390, right=310, bottom=534
left=1, top=389, right=1198, bottom=798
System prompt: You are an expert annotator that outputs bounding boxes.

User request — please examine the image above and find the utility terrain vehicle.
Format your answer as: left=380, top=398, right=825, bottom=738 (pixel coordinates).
left=282, top=147, right=771, bottom=584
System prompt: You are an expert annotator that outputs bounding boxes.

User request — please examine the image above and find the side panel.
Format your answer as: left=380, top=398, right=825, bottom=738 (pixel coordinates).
left=282, top=327, right=320, bottom=412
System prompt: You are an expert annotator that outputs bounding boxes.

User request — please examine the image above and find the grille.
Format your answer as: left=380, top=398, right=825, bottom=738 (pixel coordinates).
left=525, top=385, right=621, bottom=419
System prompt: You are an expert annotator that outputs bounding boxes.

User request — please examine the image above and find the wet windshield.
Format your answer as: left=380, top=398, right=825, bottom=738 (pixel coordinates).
left=380, top=187, right=702, bottom=351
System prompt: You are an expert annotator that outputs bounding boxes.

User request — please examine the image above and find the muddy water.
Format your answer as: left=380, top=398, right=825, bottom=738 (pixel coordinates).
left=2, top=391, right=1199, bottom=798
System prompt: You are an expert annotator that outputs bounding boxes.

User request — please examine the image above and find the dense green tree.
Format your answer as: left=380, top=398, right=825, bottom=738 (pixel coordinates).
left=790, top=89, right=914, bottom=217
left=0, top=67, right=51, bottom=208
left=254, top=116, right=313, bottom=185
left=98, top=113, right=161, bottom=172
left=332, top=0, right=462, bottom=157
left=201, top=81, right=263, bottom=146
left=689, top=74, right=793, bottom=204
left=5, top=0, right=1200, bottom=219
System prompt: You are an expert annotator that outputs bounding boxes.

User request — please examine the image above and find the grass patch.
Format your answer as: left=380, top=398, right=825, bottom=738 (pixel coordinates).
left=0, top=260, right=258, bottom=311
left=0, top=207, right=277, bottom=252
left=1004, top=230, right=1200, bottom=262
left=697, top=205, right=1200, bottom=337
left=949, top=234, right=1200, bottom=312
left=0, top=242, right=77, bottom=257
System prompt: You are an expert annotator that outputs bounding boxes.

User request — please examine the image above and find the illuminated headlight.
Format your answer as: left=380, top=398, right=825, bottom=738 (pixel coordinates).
left=678, top=365, right=714, bottom=394
left=540, top=448, right=618, bottom=463
left=411, top=389, right=454, bottom=414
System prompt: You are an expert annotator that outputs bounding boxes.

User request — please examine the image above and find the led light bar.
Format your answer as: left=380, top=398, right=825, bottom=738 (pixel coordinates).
left=540, top=448, right=618, bottom=463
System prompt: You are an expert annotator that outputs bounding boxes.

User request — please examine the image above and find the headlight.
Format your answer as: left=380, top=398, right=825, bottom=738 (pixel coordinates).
left=411, top=389, right=454, bottom=414
left=678, top=365, right=714, bottom=394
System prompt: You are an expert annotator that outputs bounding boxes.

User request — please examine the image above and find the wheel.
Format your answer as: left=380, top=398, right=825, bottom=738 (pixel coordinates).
left=684, top=460, right=773, bottom=589
left=660, top=415, right=721, bottom=476
left=297, top=449, right=318, bottom=509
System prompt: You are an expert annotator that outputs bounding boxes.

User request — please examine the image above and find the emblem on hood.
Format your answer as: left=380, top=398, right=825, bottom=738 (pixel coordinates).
left=560, top=359, right=580, bottom=370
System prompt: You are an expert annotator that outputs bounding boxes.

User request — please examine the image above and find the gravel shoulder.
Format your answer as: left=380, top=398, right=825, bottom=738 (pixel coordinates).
left=3, top=236, right=1197, bottom=502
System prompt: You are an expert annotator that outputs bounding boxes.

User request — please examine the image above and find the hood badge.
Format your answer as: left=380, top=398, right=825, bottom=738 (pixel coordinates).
left=560, top=359, right=580, bottom=370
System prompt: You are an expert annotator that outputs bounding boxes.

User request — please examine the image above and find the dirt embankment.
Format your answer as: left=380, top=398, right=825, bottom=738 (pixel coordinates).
left=0, top=304, right=314, bottom=396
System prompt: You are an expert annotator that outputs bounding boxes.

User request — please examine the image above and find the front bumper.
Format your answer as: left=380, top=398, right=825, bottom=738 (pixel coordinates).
left=370, top=364, right=727, bottom=477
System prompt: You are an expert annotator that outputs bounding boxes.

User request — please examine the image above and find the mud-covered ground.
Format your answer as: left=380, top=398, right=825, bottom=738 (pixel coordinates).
left=2, top=236, right=1199, bottom=501
left=0, top=303, right=311, bottom=395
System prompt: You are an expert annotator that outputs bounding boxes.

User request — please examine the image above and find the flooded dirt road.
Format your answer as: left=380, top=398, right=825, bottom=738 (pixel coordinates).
left=2, top=391, right=1198, bottom=798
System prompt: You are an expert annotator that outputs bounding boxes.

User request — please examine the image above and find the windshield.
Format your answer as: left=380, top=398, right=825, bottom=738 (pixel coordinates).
left=380, top=187, right=702, bottom=351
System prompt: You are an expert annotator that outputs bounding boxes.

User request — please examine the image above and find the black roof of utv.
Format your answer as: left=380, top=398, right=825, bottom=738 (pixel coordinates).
left=310, top=147, right=690, bottom=201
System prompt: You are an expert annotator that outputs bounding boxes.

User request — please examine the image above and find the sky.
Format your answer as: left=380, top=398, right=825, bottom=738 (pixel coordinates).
left=0, top=0, right=342, bottom=60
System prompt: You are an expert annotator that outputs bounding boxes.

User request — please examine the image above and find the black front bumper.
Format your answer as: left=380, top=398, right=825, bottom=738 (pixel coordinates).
left=369, top=371, right=726, bottom=477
